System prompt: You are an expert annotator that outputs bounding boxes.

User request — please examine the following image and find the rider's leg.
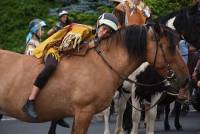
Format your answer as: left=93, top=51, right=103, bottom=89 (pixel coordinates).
left=23, top=54, right=58, bottom=119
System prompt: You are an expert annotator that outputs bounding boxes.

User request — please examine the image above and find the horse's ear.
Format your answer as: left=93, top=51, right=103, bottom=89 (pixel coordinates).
left=154, top=23, right=161, bottom=34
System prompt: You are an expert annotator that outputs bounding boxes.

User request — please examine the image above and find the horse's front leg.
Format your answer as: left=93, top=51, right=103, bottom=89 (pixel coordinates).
left=174, top=101, right=183, bottom=131
left=103, top=107, right=111, bottom=134
left=72, top=109, right=94, bottom=134
left=131, top=98, right=141, bottom=134
left=114, top=91, right=131, bottom=134
left=146, top=93, right=162, bottom=134
left=164, top=104, right=171, bottom=131
left=0, top=114, right=2, bottom=121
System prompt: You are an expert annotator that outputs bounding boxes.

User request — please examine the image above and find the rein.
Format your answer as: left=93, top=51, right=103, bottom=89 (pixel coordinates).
left=95, top=46, right=168, bottom=87
left=120, top=87, right=179, bottom=112
left=150, top=25, right=176, bottom=80
left=121, top=89, right=167, bottom=112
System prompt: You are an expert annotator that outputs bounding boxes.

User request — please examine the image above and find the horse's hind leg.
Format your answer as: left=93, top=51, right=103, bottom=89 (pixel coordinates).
left=174, top=101, right=183, bottom=131
left=48, top=119, right=69, bottom=134
left=48, top=121, right=57, bottom=134
left=115, top=93, right=130, bottom=134
left=131, top=99, right=141, bottom=134
left=146, top=93, right=162, bottom=134
left=0, top=114, right=3, bottom=122
left=72, top=109, right=93, bottom=134
left=164, top=104, right=170, bottom=131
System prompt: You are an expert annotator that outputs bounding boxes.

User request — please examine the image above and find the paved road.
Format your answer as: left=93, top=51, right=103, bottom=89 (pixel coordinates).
left=0, top=111, right=200, bottom=134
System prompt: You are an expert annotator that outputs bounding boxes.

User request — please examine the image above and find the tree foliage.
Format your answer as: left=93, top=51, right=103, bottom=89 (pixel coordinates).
left=144, top=0, right=193, bottom=19
left=0, top=0, right=194, bottom=52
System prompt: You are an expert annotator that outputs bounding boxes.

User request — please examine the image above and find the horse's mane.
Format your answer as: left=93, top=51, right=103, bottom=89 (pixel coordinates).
left=100, top=23, right=179, bottom=61
left=123, top=25, right=147, bottom=60
left=100, top=25, right=147, bottom=60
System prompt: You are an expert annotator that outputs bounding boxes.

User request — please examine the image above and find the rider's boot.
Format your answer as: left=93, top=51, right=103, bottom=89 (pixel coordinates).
left=22, top=100, right=38, bottom=120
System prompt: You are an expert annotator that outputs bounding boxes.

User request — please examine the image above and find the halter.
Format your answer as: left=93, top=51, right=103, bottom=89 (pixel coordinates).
left=150, top=25, right=176, bottom=81
left=95, top=25, right=175, bottom=87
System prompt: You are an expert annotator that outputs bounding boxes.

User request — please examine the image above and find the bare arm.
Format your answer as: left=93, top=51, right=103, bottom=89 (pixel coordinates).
left=47, top=28, right=56, bottom=37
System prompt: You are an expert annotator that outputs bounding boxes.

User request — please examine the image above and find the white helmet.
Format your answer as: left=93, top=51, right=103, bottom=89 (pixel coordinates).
left=29, top=18, right=46, bottom=33
left=98, top=13, right=119, bottom=31
left=58, top=10, right=68, bottom=17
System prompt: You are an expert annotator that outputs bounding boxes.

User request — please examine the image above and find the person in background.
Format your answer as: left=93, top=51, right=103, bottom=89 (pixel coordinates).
left=178, top=39, right=190, bottom=100
left=179, top=38, right=190, bottom=64
left=25, top=19, right=46, bottom=55
left=47, top=10, right=72, bottom=37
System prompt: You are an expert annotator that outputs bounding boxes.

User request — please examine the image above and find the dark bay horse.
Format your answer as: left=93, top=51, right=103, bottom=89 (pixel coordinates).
left=0, top=24, right=189, bottom=134
left=157, top=4, right=200, bottom=49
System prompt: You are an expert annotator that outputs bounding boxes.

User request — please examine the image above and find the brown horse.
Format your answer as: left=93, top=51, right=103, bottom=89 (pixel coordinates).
left=113, top=1, right=148, bottom=27
left=0, top=24, right=189, bottom=134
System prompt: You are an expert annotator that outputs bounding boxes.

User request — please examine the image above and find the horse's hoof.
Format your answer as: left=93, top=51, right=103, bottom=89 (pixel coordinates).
left=48, top=131, right=55, bottom=134
left=175, top=125, right=183, bottom=131
left=164, top=125, right=171, bottom=131
left=144, top=122, right=147, bottom=128
left=114, top=130, right=124, bottom=134
left=104, top=132, right=111, bottom=134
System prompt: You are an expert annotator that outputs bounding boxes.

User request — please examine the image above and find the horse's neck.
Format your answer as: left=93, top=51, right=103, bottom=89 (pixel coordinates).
left=98, top=43, right=141, bottom=77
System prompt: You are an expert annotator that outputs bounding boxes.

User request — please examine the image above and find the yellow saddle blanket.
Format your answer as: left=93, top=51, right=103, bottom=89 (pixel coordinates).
left=33, top=23, right=94, bottom=61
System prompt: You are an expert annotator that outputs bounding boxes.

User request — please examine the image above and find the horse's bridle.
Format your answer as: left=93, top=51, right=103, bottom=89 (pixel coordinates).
left=150, top=25, right=176, bottom=82
left=95, top=25, right=176, bottom=87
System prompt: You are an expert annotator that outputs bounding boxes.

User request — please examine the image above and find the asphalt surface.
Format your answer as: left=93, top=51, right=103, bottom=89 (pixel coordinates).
left=0, top=111, right=200, bottom=134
